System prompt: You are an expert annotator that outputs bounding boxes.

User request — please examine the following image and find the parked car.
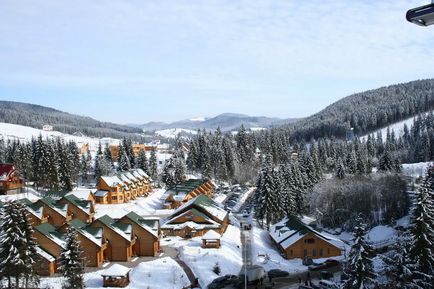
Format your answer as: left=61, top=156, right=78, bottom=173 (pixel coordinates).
left=267, top=269, right=289, bottom=278
left=308, top=259, right=340, bottom=271
left=208, top=275, right=240, bottom=289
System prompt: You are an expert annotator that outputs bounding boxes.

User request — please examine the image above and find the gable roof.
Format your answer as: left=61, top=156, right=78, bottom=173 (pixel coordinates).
left=0, top=164, right=18, bottom=181
left=101, top=264, right=130, bottom=277
left=37, top=197, right=69, bottom=217
left=62, top=194, right=93, bottom=214
left=123, top=211, right=159, bottom=238
left=202, top=230, right=221, bottom=240
left=163, top=208, right=220, bottom=230
left=174, top=195, right=228, bottom=223
left=97, top=215, right=132, bottom=242
left=68, top=219, right=104, bottom=247
left=100, top=175, right=125, bottom=188
left=36, top=246, right=56, bottom=262
left=161, top=179, right=211, bottom=201
left=270, top=216, right=345, bottom=250
left=20, top=198, right=46, bottom=220
left=35, top=223, right=66, bottom=248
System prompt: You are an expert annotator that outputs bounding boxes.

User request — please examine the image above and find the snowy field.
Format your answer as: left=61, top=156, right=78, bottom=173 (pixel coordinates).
left=94, top=188, right=173, bottom=219
left=402, top=161, right=433, bottom=179
left=40, top=257, right=189, bottom=289
left=155, top=128, right=197, bottom=138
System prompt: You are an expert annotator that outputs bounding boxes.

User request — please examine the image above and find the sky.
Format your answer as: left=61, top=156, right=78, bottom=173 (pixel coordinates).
left=0, top=0, right=433, bottom=124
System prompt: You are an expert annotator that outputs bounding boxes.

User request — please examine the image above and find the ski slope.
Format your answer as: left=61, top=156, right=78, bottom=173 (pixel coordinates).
left=155, top=128, right=197, bottom=138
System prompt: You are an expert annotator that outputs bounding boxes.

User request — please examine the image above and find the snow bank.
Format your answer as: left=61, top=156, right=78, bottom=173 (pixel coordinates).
left=402, top=162, right=433, bottom=178
left=365, top=225, right=397, bottom=245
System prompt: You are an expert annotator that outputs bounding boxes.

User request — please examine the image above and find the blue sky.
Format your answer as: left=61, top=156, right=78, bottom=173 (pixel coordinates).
left=0, top=0, right=433, bottom=124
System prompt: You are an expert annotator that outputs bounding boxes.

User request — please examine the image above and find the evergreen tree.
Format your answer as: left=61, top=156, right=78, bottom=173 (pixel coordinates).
left=136, top=148, right=149, bottom=174
left=161, top=160, right=175, bottom=188
left=335, top=157, right=346, bottom=179
left=118, top=144, right=131, bottom=172
left=408, top=165, right=434, bottom=288
left=149, top=149, right=158, bottom=181
left=343, top=215, right=376, bottom=289
left=383, top=232, right=413, bottom=288
left=379, top=150, right=394, bottom=172
left=59, top=228, right=85, bottom=289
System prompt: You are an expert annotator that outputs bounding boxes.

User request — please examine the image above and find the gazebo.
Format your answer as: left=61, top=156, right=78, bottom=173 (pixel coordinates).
left=101, top=264, right=131, bottom=288
left=202, top=230, right=221, bottom=248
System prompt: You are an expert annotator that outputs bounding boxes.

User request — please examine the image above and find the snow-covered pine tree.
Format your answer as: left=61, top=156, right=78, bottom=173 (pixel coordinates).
left=173, top=153, right=186, bottom=185
left=0, top=201, right=27, bottom=289
left=161, top=159, right=175, bottom=188
left=379, top=150, right=394, bottom=172
left=335, top=157, right=346, bottom=179
left=17, top=202, right=39, bottom=289
left=149, top=149, right=158, bottom=181
left=343, top=215, right=376, bottom=289
left=118, top=145, right=131, bottom=172
left=57, top=138, right=73, bottom=191
left=383, top=232, right=413, bottom=288
left=59, top=228, right=85, bottom=289
left=136, top=148, right=149, bottom=174
left=254, top=155, right=279, bottom=228
left=408, top=165, right=434, bottom=288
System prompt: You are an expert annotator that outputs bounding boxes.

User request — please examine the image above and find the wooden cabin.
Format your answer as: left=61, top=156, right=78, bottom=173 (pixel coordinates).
left=102, top=264, right=131, bottom=288
left=66, top=189, right=96, bottom=204
left=130, top=169, right=153, bottom=193
left=118, top=212, right=160, bottom=256
left=161, top=179, right=215, bottom=209
left=20, top=198, right=49, bottom=226
left=162, top=195, right=229, bottom=238
left=36, top=197, right=73, bottom=227
left=33, top=223, right=66, bottom=271
left=269, top=216, right=345, bottom=260
left=59, top=219, right=107, bottom=267
left=202, top=230, right=221, bottom=249
left=58, top=194, right=95, bottom=224
left=92, top=215, right=136, bottom=262
left=96, top=176, right=127, bottom=204
left=34, top=247, right=57, bottom=276
left=0, top=164, right=24, bottom=195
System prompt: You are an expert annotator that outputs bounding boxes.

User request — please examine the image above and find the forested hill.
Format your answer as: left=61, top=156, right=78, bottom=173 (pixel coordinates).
left=288, top=79, right=434, bottom=141
left=0, top=101, right=143, bottom=139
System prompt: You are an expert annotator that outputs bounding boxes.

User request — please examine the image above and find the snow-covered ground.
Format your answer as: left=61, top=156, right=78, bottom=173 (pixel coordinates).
left=402, top=161, right=432, bottom=179
left=155, top=128, right=197, bottom=138
left=94, top=188, right=173, bottom=219
left=177, top=225, right=243, bottom=288
left=0, top=122, right=111, bottom=153
left=0, top=188, right=41, bottom=202
left=40, top=257, right=189, bottom=289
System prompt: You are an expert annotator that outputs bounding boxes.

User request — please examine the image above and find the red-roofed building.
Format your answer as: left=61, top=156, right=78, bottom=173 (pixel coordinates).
left=0, top=164, right=24, bottom=195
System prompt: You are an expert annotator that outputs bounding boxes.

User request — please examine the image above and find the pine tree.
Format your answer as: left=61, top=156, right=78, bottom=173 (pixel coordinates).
left=149, top=149, right=158, bottom=181
left=383, top=232, right=413, bottom=288
left=335, top=157, right=346, bottom=179
left=136, top=148, right=149, bottom=174
left=408, top=165, right=434, bottom=288
left=118, top=145, right=131, bottom=172
left=343, top=215, right=376, bottom=289
left=0, top=202, right=28, bottom=289
left=59, top=228, right=85, bottom=289
left=379, top=150, right=394, bottom=172
left=161, top=159, right=175, bottom=188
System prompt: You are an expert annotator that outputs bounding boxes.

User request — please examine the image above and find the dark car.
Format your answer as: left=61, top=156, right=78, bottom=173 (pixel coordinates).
left=268, top=269, right=289, bottom=279
left=308, top=259, right=340, bottom=271
left=208, top=275, right=240, bottom=289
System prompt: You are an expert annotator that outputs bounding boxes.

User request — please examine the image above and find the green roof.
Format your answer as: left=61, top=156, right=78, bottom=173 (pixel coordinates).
left=68, top=219, right=87, bottom=229
left=62, top=195, right=91, bottom=211
left=166, top=179, right=209, bottom=194
left=125, top=211, right=159, bottom=228
left=35, top=223, right=66, bottom=246
left=170, top=208, right=213, bottom=224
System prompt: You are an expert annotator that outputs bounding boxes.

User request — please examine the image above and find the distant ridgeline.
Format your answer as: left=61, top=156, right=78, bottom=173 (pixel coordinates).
left=0, top=101, right=143, bottom=139
left=286, top=79, right=434, bottom=141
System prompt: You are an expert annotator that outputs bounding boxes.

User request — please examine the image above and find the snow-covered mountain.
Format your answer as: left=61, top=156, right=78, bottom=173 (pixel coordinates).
left=136, top=113, right=299, bottom=132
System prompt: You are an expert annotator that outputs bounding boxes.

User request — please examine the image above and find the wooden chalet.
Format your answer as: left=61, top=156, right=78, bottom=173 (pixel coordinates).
left=34, top=246, right=57, bottom=276
left=162, top=195, right=229, bottom=238
left=59, top=219, right=107, bottom=267
left=96, top=170, right=152, bottom=204
left=92, top=215, right=136, bottom=262
left=33, top=223, right=66, bottom=273
left=66, top=189, right=96, bottom=203
left=161, top=179, right=215, bottom=209
left=35, top=197, right=73, bottom=227
left=0, top=164, right=24, bottom=195
left=118, top=211, right=160, bottom=256
left=269, top=216, right=345, bottom=260
left=58, top=194, right=95, bottom=223
left=20, top=198, right=49, bottom=226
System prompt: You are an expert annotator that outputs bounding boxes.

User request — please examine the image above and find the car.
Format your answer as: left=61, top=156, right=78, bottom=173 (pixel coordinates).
left=267, top=269, right=289, bottom=278
left=208, top=275, right=240, bottom=289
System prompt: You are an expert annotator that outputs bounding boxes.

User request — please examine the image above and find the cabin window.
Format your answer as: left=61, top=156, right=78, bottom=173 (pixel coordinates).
left=304, top=238, right=315, bottom=244
left=303, top=249, right=307, bottom=257
left=290, top=250, right=293, bottom=256
left=320, top=249, right=323, bottom=257
left=312, top=249, right=317, bottom=257
left=112, top=196, right=117, bottom=200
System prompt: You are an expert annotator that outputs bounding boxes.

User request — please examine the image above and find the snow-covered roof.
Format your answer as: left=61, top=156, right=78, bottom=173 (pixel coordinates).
left=270, top=216, right=345, bottom=250
left=69, top=219, right=104, bottom=247
left=123, top=211, right=160, bottom=238
left=202, top=230, right=221, bottom=240
left=97, top=215, right=132, bottom=242
left=66, top=189, right=96, bottom=200
left=100, top=175, right=125, bottom=188
left=95, top=190, right=108, bottom=197
left=162, top=220, right=220, bottom=230
left=36, top=246, right=56, bottom=262
left=173, top=195, right=228, bottom=223
left=101, top=264, right=131, bottom=277
left=35, top=223, right=66, bottom=248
